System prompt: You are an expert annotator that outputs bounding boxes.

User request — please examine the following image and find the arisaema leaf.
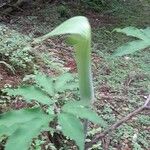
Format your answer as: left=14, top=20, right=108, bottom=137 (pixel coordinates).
left=55, top=73, right=77, bottom=92
left=0, top=108, right=54, bottom=150
left=114, top=27, right=150, bottom=41
left=112, top=40, right=149, bottom=56
left=4, top=86, right=53, bottom=105
left=58, top=113, right=84, bottom=150
left=34, top=72, right=55, bottom=96
left=62, top=101, right=107, bottom=128
left=113, top=27, right=150, bottom=56
left=5, top=118, right=49, bottom=150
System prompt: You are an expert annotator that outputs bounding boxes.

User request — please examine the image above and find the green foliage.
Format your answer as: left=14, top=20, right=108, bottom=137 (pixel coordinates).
left=0, top=24, right=33, bottom=70
left=137, top=131, right=150, bottom=149
left=62, top=101, right=107, bottom=128
left=0, top=108, right=53, bottom=150
left=54, top=73, right=77, bottom=92
left=2, top=71, right=106, bottom=150
left=114, top=124, right=150, bottom=150
left=34, top=72, right=55, bottom=96
left=58, top=113, right=84, bottom=150
left=40, top=52, right=66, bottom=73
left=133, top=142, right=143, bottom=150
left=34, top=72, right=78, bottom=93
left=0, top=2, right=150, bottom=149
left=113, top=27, right=150, bottom=56
left=5, top=119, right=47, bottom=150
left=137, top=115, right=150, bottom=126
left=33, top=16, right=97, bottom=148
left=116, top=124, right=135, bottom=139
left=59, top=101, right=107, bottom=149
left=102, top=105, right=116, bottom=124
left=1, top=15, right=107, bottom=149
left=4, top=72, right=78, bottom=105
left=4, top=86, right=53, bottom=105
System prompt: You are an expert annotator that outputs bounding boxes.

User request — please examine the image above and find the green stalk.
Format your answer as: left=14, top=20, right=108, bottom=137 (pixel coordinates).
left=34, top=16, right=94, bottom=105
left=75, top=37, right=94, bottom=104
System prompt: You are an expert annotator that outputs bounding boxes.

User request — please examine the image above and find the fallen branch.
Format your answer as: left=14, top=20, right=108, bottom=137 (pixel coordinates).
left=85, top=95, right=150, bottom=149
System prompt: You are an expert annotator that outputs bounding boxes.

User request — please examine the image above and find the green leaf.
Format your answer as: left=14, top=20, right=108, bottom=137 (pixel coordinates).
left=5, top=118, right=49, bottom=150
left=142, top=27, right=150, bottom=39
left=0, top=108, right=54, bottom=150
left=34, top=72, right=54, bottom=96
left=114, top=27, right=150, bottom=41
left=62, top=101, right=107, bottom=128
left=113, top=27, right=150, bottom=56
left=0, top=124, right=18, bottom=137
left=0, top=108, right=49, bottom=127
left=112, top=40, right=150, bottom=56
left=4, top=86, right=53, bottom=105
left=55, top=73, right=77, bottom=92
left=58, top=113, right=84, bottom=150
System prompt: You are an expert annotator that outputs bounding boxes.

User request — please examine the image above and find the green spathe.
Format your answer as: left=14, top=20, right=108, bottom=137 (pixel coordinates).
left=34, top=16, right=94, bottom=104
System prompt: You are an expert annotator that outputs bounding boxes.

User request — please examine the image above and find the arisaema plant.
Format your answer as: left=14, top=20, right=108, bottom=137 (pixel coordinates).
left=34, top=16, right=95, bottom=142
left=34, top=16, right=94, bottom=105
left=0, top=16, right=107, bottom=150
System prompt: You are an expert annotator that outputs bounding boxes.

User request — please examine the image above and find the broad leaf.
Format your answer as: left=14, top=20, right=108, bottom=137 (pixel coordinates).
left=113, top=27, right=150, bottom=56
left=5, top=118, right=50, bottom=150
left=0, top=108, right=54, bottom=150
left=0, top=124, right=18, bottom=137
left=55, top=73, right=77, bottom=92
left=58, top=113, right=84, bottom=150
left=142, top=27, right=150, bottom=39
left=114, top=27, right=150, bottom=41
left=62, top=101, right=107, bottom=128
left=34, top=72, right=54, bottom=96
left=0, top=108, right=51, bottom=127
left=4, top=86, right=53, bottom=105
left=112, top=40, right=149, bottom=56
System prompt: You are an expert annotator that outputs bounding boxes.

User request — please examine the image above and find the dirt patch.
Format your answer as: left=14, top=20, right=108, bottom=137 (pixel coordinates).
left=0, top=65, right=22, bottom=89
left=85, top=11, right=120, bottom=28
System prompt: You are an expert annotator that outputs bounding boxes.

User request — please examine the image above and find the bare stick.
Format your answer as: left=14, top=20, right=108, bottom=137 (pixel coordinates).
left=85, top=95, right=150, bottom=149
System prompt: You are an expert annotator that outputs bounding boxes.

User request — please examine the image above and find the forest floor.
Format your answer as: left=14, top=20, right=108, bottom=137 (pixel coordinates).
left=0, top=1, right=150, bottom=150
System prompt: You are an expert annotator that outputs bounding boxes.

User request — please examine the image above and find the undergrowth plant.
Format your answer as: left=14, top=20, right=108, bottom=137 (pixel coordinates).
left=0, top=61, right=15, bottom=74
left=0, top=24, right=33, bottom=70
left=113, top=26, right=150, bottom=56
left=0, top=16, right=107, bottom=150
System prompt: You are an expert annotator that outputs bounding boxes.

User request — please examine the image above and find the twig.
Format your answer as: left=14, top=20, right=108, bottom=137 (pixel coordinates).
left=85, top=95, right=150, bottom=149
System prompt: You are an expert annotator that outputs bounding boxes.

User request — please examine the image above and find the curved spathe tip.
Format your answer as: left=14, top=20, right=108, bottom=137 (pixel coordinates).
left=33, top=16, right=91, bottom=44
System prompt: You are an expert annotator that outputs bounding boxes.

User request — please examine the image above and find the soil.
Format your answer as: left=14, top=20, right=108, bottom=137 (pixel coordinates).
left=0, top=65, right=22, bottom=88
